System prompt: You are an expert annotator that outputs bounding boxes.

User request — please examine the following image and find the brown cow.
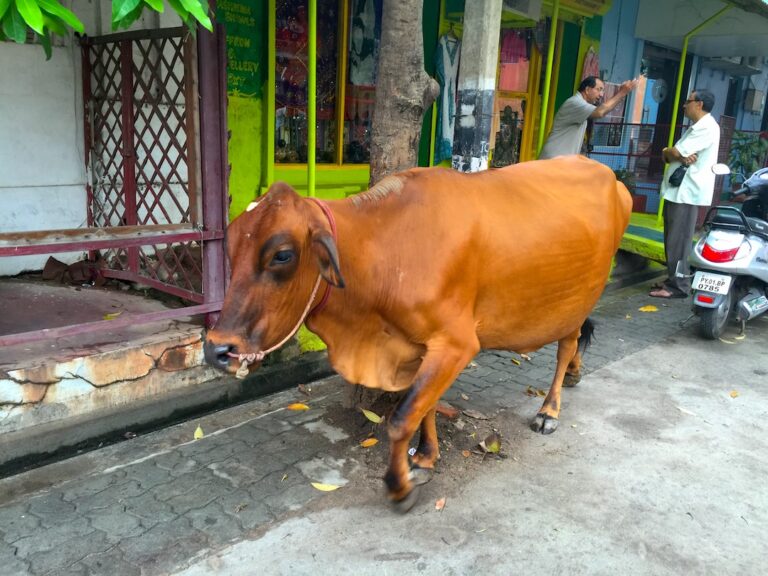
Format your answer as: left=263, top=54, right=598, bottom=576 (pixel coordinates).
left=204, top=155, right=631, bottom=511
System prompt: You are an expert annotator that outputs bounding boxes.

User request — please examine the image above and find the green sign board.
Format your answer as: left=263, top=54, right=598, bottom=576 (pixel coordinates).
left=217, top=0, right=265, bottom=97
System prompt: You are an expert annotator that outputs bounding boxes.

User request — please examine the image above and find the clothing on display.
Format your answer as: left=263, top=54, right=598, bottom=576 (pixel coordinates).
left=434, top=32, right=461, bottom=164
left=582, top=46, right=599, bottom=80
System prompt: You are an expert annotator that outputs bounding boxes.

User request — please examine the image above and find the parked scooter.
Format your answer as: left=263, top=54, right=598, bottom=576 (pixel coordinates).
left=689, top=166, right=768, bottom=339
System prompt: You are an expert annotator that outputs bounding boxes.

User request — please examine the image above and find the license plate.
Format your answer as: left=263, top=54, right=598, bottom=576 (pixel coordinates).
left=692, top=271, right=732, bottom=295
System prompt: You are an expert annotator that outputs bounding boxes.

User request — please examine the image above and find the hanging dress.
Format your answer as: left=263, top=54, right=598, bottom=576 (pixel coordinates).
left=434, top=33, right=461, bottom=164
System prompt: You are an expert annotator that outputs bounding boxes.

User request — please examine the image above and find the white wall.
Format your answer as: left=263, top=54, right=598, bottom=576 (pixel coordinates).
left=0, top=41, right=87, bottom=274
left=0, top=1, right=184, bottom=275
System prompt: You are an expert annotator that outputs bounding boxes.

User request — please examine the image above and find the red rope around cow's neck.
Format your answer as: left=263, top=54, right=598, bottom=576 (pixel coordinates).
left=230, top=198, right=337, bottom=379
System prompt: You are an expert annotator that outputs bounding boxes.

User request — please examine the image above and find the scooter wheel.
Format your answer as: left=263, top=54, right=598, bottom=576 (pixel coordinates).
left=698, top=289, right=734, bottom=339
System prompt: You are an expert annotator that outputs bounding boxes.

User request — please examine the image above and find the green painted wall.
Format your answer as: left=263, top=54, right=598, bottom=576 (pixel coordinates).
left=555, top=21, right=580, bottom=111
left=418, top=0, right=442, bottom=167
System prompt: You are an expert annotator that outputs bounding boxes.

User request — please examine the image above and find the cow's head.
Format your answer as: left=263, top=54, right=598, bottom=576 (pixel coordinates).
left=204, top=182, right=344, bottom=374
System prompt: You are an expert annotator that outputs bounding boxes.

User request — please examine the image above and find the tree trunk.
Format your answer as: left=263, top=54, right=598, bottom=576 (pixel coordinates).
left=345, top=0, right=439, bottom=412
left=368, top=0, right=440, bottom=186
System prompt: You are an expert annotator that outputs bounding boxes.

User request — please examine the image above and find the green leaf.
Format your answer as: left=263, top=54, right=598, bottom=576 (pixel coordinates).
left=112, top=0, right=141, bottom=26
left=37, top=0, right=83, bottom=33
left=361, top=409, right=383, bottom=424
left=2, top=4, right=27, bottom=43
left=115, top=1, right=144, bottom=29
left=0, top=0, right=13, bottom=21
left=142, top=0, right=163, bottom=12
left=166, top=0, right=188, bottom=21
left=39, top=28, right=51, bottom=59
left=15, top=0, right=44, bottom=34
left=42, top=13, right=65, bottom=35
left=179, top=0, right=211, bottom=30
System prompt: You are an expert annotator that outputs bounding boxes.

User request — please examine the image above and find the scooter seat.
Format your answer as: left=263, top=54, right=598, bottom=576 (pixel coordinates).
left=710, top=211, right=745, bottom=228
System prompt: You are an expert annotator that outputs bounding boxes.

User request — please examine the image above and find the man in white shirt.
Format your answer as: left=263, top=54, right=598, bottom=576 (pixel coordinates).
left=538, top=75, right=638, bottom=159
left=650, top=89, right=721, bottom=299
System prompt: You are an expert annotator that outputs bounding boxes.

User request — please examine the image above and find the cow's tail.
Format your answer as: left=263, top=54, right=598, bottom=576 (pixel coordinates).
left=578, top=318, right=595, bottom=354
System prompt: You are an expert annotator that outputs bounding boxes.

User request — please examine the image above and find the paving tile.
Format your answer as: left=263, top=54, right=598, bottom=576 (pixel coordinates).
left=118, top=517, right=208, bottom=575
left=79, top=547, right=141, bottom=576
left=0, top=502, right=40, bottom=543
left=184, top=501, right=245, bottom=548
left=60, top=471, right=128, bottom=502
left=84, top=502, right=148, bottom=543
left=121, top=491, right=177, bottom=527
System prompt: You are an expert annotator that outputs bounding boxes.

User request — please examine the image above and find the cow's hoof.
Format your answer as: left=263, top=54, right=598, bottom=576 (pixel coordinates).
left=391, top=484, right=421, bottom=514
left=563, top=372, right=581, bottom=387
left=531, top=413, right=559, bottom=434
left=409, top=465, right=434, bottom=486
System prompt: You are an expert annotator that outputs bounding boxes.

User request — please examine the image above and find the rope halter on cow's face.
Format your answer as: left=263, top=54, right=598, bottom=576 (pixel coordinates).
left=227, top=197, right=342, bottom=379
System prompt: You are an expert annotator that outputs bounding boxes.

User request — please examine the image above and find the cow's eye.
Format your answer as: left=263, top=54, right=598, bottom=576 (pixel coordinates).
left=271, top=249, right=294, bottom=265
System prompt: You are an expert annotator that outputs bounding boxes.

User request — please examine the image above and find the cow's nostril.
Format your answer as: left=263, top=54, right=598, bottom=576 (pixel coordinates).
left=204, top=341, right=235, bottom=369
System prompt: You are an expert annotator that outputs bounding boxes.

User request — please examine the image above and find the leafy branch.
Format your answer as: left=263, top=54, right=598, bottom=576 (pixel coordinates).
left=0, top=0, right=213, bottom=59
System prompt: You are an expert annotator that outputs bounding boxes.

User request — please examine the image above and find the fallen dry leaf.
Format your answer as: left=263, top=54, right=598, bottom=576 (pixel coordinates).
left=625, top=314, right=632, bottom=320
left=462, top=450, right=471, bottom=458
left=435, top=497, right=446, bottom=511
left=436, top=402, right=459, bottom=419
left=281, top=474, right=288, bottom=482
left=103, top=311, right=123, bottom=320
left=460, top=393, right=470, bottom=401
left=463, top=409, right=490, bottom=420
left=639, top=305, right=658, bottom=313
left=511, top=358, right=521, bottom=366
left=719, top=338, right=734, bottom=344
left=193, top=426, right=204, bottom=440
left=468, top=361, right=478, bottom=368
left=234, top=503, right=248, bottom=513
left=287, top=403, right=310, bottom=411
left=525, top=385, right=547, bottom=397
left=361, top=409, right=383, bottom=424
left=730, top=390, right=739, bottom=399
left=311, top=482, right=340, bottom=492
left=360, top=438, right=379, bottom=448
left=520, top=353, right=532, bottom=361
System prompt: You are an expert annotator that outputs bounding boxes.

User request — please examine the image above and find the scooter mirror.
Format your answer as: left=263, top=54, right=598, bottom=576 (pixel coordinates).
left=712, top=163, right=731, bottom=175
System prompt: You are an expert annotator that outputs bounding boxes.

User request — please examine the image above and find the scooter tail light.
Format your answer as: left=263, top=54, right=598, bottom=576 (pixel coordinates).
left=701, top=243, right=740, bottom=262
left=696, top=294, right=715, bottom=304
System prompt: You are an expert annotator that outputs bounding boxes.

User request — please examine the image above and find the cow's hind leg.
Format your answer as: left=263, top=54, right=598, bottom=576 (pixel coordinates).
left=409, top=407, right=438, bottom=486
left=531, top=326, right=580, bottom=434
left=563, top=352, right=583, bottom=387
left=385, top=336, right=479, bottom=513
left=563, top=318, right=593, bottom=387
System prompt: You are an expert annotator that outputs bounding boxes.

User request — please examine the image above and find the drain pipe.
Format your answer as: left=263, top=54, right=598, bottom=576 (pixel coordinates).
left=656, top=5, right=731, bottom=226
left=307, top=0, right=317, bottom=197
left=537, top=0, right=560, bottom=157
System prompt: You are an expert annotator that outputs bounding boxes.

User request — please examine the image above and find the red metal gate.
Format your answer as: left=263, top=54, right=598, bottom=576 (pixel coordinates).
left=82, top=28, right=216, bottom=303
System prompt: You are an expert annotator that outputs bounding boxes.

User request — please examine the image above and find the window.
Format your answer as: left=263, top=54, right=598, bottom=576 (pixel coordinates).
left=275, top=0, right=339, bottom=163
left=274, top=0, right=382, bottom=166
left=593, top=81, right=628, bottom=147
left=343, top=0, right=382, bottom=164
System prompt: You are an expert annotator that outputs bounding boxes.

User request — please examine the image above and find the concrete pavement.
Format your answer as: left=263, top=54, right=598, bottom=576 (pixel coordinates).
left=1, top=281, right=766, bottom=576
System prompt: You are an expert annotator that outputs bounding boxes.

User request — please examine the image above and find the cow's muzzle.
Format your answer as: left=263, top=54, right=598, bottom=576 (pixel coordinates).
left=203, top=340, right=234, bottom=370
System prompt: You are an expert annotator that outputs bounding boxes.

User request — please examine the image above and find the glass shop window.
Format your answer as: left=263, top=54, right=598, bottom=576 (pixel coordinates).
left=275, top=0, right=339, bottom=164
left=343, top=0, right=382, bottom=164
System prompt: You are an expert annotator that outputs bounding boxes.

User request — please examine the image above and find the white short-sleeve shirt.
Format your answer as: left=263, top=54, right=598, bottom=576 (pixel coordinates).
left=661, top=113, right=721, bottom=206
left=538, top=92, right=596, bottom=159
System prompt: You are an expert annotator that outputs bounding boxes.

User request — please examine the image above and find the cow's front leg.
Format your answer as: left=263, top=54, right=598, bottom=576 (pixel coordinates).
left=384, top=338, right=478, bottom=513
left=531, top=327, right=580, bottom=434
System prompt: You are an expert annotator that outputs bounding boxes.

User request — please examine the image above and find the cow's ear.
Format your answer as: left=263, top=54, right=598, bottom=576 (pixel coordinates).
left=311, top=232, right=345, bottom=288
